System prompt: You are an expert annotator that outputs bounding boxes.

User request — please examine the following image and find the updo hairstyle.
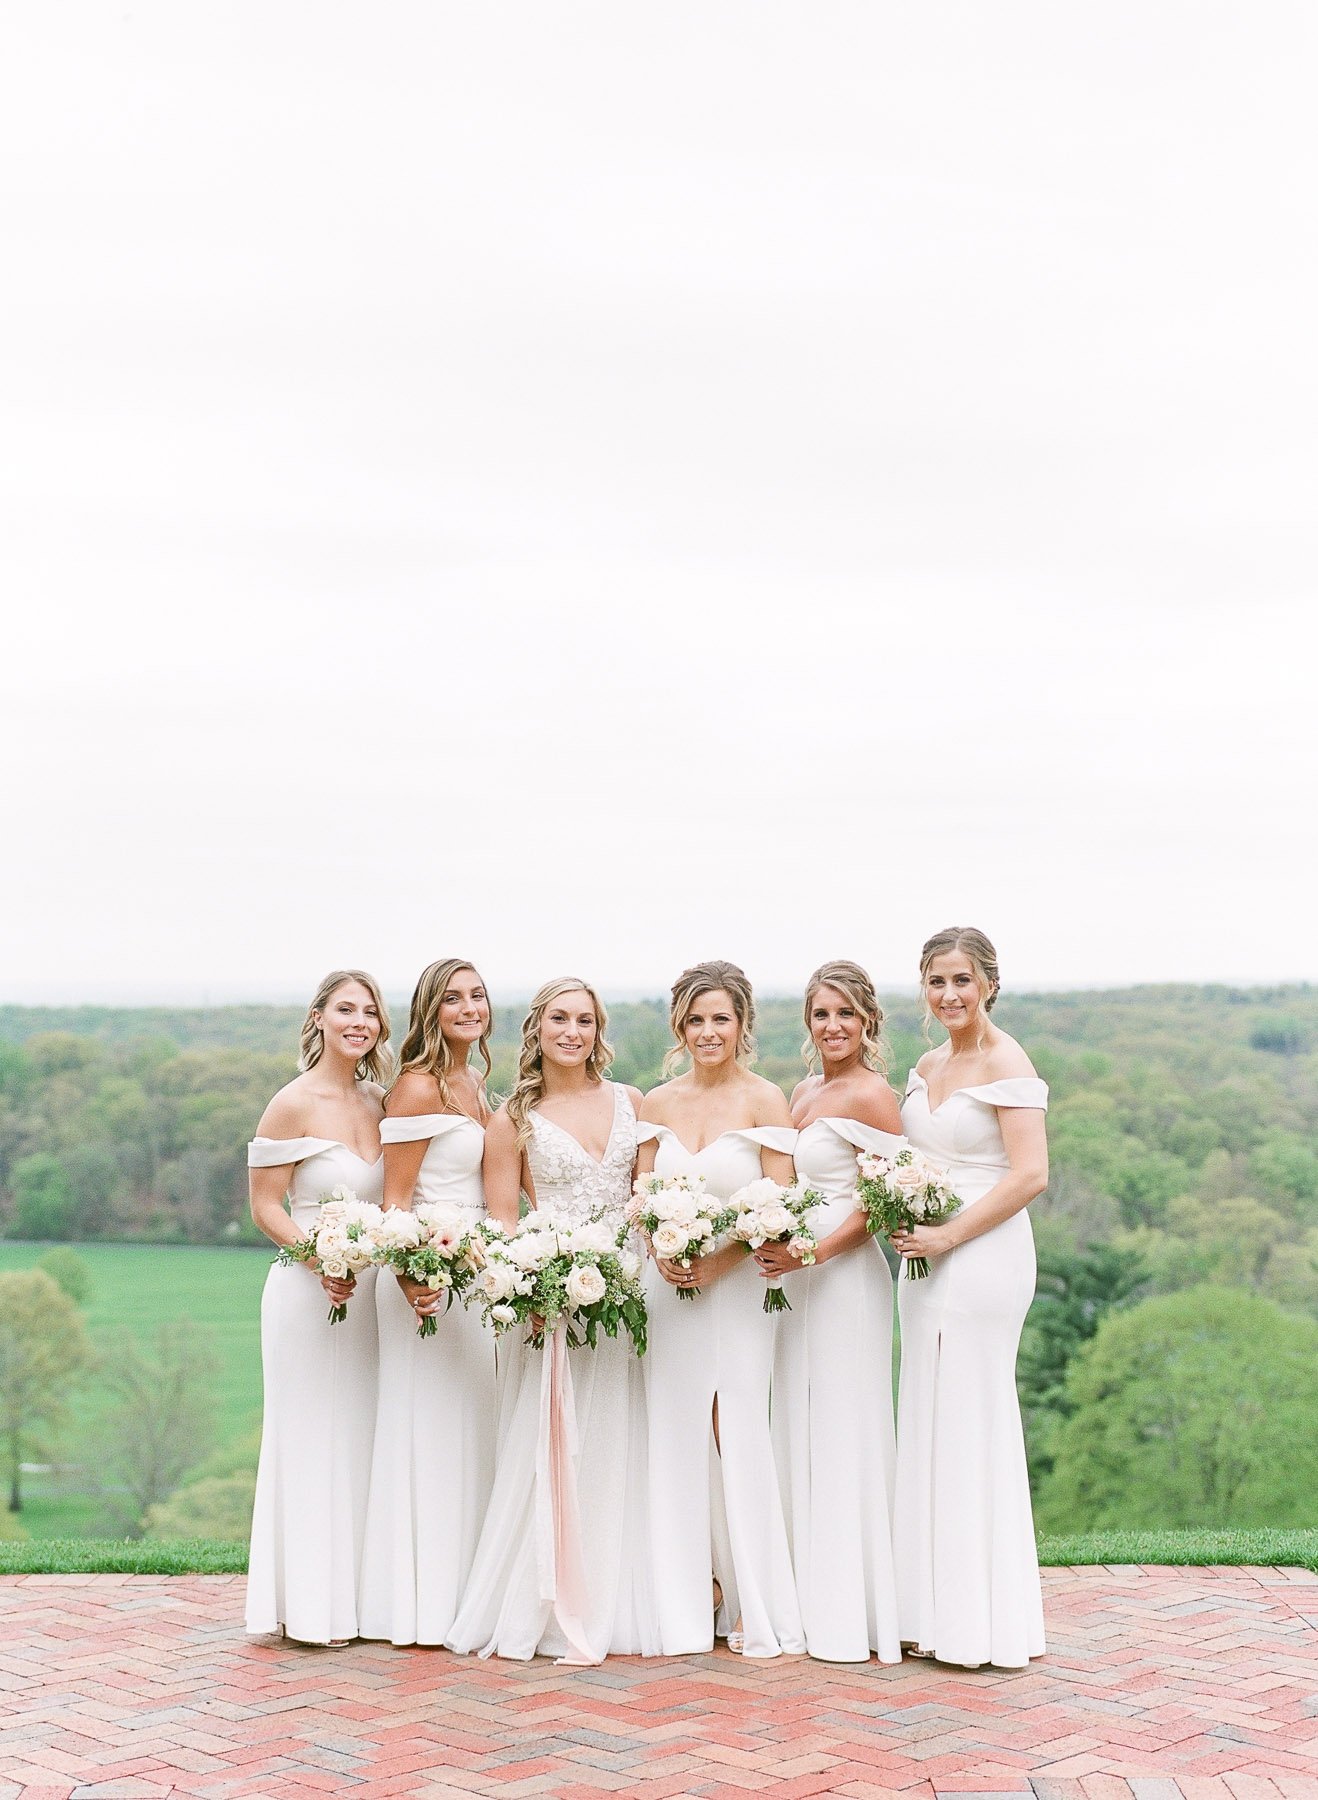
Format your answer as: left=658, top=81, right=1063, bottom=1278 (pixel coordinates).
left=918, top=927, right=1001, bottom=1040
left=663, top=960, right=756, bottom=1077
left=299, top=968, right=393, bottom=1084
left=801, top=958, right=888, bottom=1074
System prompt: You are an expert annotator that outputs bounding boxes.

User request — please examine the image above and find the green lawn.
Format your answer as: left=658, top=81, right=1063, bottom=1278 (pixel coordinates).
left=1, top=1241, right=272, bottom=1539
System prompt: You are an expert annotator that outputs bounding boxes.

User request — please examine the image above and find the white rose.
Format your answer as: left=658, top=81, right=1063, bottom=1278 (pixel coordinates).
left=651, top=1223, right=688, bottom=1259
left=566, top=1264, right=607, bottom=1307
left=892, top=1162, right=925, bottom=1195
left=756, top=1203, right=794, bottom=1238
left=490, top=1303, right=518, bottom=1325
left=618, top=1249, right=640, bottom=1280
left=319, top=1256, right=350, bottom=1279
left=690, top=1216, right=714, bottom=1241
left=481, top=1262, right=517, bottom=1302
left=376, top=1211, right=422, bottom=1252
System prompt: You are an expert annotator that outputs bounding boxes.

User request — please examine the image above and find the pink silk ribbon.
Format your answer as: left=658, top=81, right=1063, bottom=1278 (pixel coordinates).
left=535, top=1321, right=598, bottom=1665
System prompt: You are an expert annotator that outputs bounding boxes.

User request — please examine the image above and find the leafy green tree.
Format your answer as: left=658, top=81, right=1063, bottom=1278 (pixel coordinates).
left=1250, top=1134, right=1318, bottom=1213
left=36, top=1247, right=92, bottom=1307
left=92, top=1321, right=220, bottom=1535
left=1036, top=1286, right=1318, bottom=1531
left=12, top=1152, right=76, bottom=1240
left=0, top=1269, right=92, bottom=1511
left=143, top=1472, right=254, bottom=1540
left=1019, top=1241, right=1148, bottom=1486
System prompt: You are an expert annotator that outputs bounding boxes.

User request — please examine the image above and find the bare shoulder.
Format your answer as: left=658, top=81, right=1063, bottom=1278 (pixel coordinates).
left=983, top=1028, right=1038, bottom=1081
left=385, top=1068, right=443, bottom=1116
left=843, top=1068, right=902, bottom=1131
left=638, top=1076, right=681, bottom=1123
left=483, top=1103, right=519, bottom=1149
left=254, top=1076, right=311, bottom=1140
left=913, top=1045, right=944, bottom=1078
left=748, top=1072, right=793, bottom=1125
left=789, top=1074, right=821, bottom=1107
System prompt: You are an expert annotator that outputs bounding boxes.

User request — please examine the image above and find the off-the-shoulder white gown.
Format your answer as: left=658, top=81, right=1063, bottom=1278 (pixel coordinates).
left=357, top=1115, right=496, bottom=1645
left=245, top=1136, right=382, bottom=1643
left=773, top=1117, right=902, bottom=1663
left=640, top=1124, right=805, bottom=1658
left=447, top=1084, right=658, bottom=1663
left=894, top=1072, right=1049, bottom=1668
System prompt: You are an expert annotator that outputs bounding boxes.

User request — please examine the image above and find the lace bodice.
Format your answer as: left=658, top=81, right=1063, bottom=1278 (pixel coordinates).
left=526, top=1084, right=638, bottom=1229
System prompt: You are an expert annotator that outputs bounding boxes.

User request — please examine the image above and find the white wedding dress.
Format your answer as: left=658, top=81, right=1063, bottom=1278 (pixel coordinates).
left=357, top=1115, right=497, bottom=1645
left=640, top=1125, right=805, bottom=1658
left=894, top=1072, right=1049, bottom=1668
left=245, top=1136, right=382, bottom=1643
left=447, top=1084, right=658, bottom=1662
left=772, top=1118, right=902, bottom=1663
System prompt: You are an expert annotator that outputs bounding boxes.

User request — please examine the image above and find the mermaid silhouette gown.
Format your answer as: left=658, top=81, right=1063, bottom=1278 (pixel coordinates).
left=893, top=1072, right=1049, bottom=1668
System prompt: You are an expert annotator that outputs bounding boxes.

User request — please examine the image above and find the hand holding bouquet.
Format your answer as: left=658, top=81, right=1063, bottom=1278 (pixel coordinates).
left=470, top=1212, right=648, bottom=1354
left=726, top=1177, right=822, bottom=1312
left=371, top=1202, right=487, bottom=1337
left=854, top=1145, right=962, bottom=1278
left=627, top=1171, right=733, bottom=1300
left=277, top=1186, right=386, bottom=1322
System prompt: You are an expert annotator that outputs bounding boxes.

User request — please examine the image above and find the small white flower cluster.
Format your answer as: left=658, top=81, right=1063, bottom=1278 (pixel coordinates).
left=471, top=1212, right=647, bottom=1353
left=627, top=1172, right=731, bottom=1300
left=854, top=1145, right=962, bottom=1279
left=726, top=1177, right=821, bottom=1313
left=277, top=1188, right=387, bottom=1321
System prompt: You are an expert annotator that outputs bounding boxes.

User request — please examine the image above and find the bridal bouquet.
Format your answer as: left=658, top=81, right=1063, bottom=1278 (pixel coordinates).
left=854, top=1144, right=962, bottom=1279
left=627, top=1171, right=733, bottom=1301
left=371, top=1203, right=487, bottom=1337
left=277, top=1186, right=386, bottom=1322
left=726, top=1177, right=822, bottom=1312
left=470, top=1213, right=648, bottom=1354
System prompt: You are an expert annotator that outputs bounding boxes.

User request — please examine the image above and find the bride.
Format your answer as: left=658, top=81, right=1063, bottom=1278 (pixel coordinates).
left=446, top=977, right=659, bottom=1663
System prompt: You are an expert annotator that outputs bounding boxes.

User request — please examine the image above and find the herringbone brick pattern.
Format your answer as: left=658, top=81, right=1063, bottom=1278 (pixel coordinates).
left=1, top=1566, right=1315, bottom=1800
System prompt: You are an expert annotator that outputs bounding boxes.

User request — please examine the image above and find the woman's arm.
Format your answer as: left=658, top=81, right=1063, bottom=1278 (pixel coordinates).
left=482, top=1109, right=526, bottom=1232
left=892, top=1106, right=1048, bottom=1261
left=248, top=1094, right=355, bottom=1305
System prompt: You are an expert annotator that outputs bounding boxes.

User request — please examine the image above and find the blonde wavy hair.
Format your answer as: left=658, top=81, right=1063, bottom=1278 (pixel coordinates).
left=299, top=969, right=393, bottom=1084
left=663, top=960, right=756, bottom=1078
left=801, top=959, right=888, bottom=1075
left=919, top=926, right=1001, bottom=1046
left=506, top=976, right=614, bottom=1148
left=389, top=958, right=492, bottom=1115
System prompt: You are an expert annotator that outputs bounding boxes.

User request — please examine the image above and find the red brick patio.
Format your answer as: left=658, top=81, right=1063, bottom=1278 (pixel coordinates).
left=1, top=1565, right=1316, bottom=1800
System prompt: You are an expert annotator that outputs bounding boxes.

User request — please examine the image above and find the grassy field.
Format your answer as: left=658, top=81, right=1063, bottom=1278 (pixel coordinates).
left=2, top=1529, right=1314, bottom=1578
left=0, top=1241, right=272, bottom=1538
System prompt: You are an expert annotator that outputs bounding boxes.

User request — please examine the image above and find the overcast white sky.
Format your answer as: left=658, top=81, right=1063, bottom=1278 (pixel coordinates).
left=2, top=2, right=1315, bottom=1005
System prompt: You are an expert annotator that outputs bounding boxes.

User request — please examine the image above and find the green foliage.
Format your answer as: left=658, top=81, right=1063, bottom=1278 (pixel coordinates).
left=1036, top=1287, right=1318, bottom=1532
left=91, top=1320, right=221, bottom=1536
left=0, top=1269, right=92, bottom=1511
left=13, top=1153, right=77, bottom=1239
left=143, top=1472, right=255, bottom=1540
left=36, top=1247, right=93, bottom=1307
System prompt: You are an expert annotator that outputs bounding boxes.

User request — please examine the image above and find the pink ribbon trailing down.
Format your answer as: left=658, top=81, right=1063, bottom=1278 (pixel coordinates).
left=534, top=1322, right=598, bottom=1666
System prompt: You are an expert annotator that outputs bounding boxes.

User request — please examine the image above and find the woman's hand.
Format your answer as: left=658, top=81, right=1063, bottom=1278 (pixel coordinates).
left=317, top=1267, right=357, bottom=1305
left=890, top=1222, right=958, bottom=1262
left=657, top=1254, right=701, bottom=1291
left=397, top=1270, right=444, bottom=1320
left=752, top=1242, right=803, bottom=1278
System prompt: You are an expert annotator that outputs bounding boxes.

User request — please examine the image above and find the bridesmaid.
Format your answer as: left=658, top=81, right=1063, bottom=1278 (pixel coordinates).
left=447, top=977, right=658, bottom=1663
left=357, top=958, right=497, bottom=1646
left=892, top=927, right=1049, bottom=1668
left=246, top=969, right=391, bottom=1645
left=637, top=960, right=805, bottom=1658
left=764, top=960, right=903, bottom=1663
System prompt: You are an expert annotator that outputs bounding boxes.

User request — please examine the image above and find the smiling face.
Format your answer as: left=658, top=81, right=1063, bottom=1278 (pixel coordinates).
left=923, top=951, right=987, bottom=1034
left=314, top=979, right=383, bottom=1064
left=539, top=989, right=599, bottom=1069
left=682, top=989, right=740, bottom=1070
left=438, top=967, right=490, bottom=1052
left=808, top=983, right=864, bottom=1067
